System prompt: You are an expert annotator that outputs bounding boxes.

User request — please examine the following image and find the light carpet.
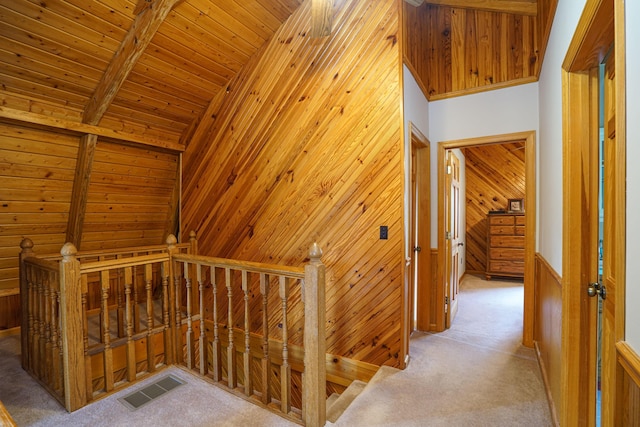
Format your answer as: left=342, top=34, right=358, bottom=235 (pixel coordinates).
left=0, top=275, right=552, bottom=426
left=330, top=274, right=553, bottom=427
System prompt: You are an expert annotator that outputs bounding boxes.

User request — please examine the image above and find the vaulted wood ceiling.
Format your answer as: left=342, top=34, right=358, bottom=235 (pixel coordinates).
left=0, top=0, right=303, bottom=149
left=0, top=0, right=556, bottom=148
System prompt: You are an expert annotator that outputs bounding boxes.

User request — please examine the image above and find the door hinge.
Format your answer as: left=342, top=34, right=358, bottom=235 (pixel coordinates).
left=445, top=231, right=452, bottom=240
left=447, top=165, right=452, bottom=174
left=445, top=296, right=449, bottom=304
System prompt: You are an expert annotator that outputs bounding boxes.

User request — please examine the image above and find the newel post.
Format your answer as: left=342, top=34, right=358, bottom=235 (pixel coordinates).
left=59, top=243, right=87, bottom=411
left=19, top=238, right=34, bottom=369
left=166, top=234, right=179, bottom=364
left=303, top=243, right=326, bottom=427
left=189, top=230, right=198, bottom=255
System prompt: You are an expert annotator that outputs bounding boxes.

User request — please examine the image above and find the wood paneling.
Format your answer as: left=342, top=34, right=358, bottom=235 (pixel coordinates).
left=404, top=1, right=557, bottom=100
left=463, top=142, right=525, bottom=274
left=182, top=0, right=404, bottom=367
left=0, top=121, right=180, bottom=330
left=0, top=0, right=302, bottom=145
left=616, top=342, right=640, bottom=425
left=534, top=253, right=561, bottom=426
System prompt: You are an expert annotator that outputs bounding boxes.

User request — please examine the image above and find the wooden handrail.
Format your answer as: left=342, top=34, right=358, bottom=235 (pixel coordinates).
left=172, top=253, right=305, bottom=278
left=79, top=253, right=169, bottom=274
left=19, top=234, right=328, bottom=427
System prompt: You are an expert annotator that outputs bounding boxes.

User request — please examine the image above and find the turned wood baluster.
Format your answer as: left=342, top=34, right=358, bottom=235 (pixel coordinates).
left=44, top=275, right=52, bottom=386
left=260, top=273, right=271, bottom=405
left=35, top=270, right=43, bottom=379
left=145, top=263, right=155, bottom=372
left=53, top=289, right=63, bottom=395
left=184, top=262, right=195, bottom=369
left=19, top=238, right=34, bottom=371
left=124, top=267, right=136, bottom=382
left=132, top=262, right=140, bottom=333
left=211, top=267, right=221, bottom=382
left=197, top=264, right=208, bottom=376
left=100, top=270, right=114, bottom=391
left=26, top=266, right=35, bottom=372
left=174, top=260, right=183, bottom=364
left=161, top=260, right=172, bottom=365
left=42, top=272, right=52, bottom=386
left=226, top=268, right=237, bottom=388
left=279, top=276, right=291, bottom=414
left=116, top=256, right=125, bottom=338
left=81, top=275, right=92, bottom=400
left=242, top=270, right=252, bottom=396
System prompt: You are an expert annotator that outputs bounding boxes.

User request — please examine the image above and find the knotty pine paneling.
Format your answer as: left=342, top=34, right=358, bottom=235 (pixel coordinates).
left=404, top=4, right=539, bottom=99
left=463, top=142, right=525, bottom=274
left=81, top=140, right=179, bottom=251
left=182, top=0, right=404, bottom=367
left=0, top=122, right=77, bottom=329
left=535, top=253, right=561, bottom=425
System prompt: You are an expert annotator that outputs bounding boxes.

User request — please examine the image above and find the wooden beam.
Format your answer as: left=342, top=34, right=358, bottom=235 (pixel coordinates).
left=311, top=0, right=333, bottom=37
left=83, top=0, right=183, bottom=124
left=66, top=134, right=97, bottom=249
left=0, top=106, right=184, bottom=152
left=424, top=0, right=537, bottom=16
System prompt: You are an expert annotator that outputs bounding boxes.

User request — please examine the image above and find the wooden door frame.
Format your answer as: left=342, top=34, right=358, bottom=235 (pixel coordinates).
left=560, top=0, right=625, bottom=424
left=436, top=131, right=536, bottom=347
left=409, top=123, right=431, bottom=332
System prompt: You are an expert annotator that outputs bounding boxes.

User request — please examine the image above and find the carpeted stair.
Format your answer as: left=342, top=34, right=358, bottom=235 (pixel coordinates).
left=326, top=366, right=400, bottom=423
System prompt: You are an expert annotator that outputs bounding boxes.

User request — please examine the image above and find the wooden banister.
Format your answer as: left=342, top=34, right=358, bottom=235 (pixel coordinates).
left=58, top=243, right=87, bottom=411
left=19, top=238, right=35, bottom=370
left=18, top=232, right=332, bottom=426
left=302, top=242, right=326, bottom=427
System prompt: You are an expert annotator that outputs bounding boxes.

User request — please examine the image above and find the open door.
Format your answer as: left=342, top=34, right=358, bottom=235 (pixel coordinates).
left=408, top=124, right=431, bottom=332
left=561, top=0, right=625, bottom=423
left=436, top=132, right=535, bottom=340
left=445, top=150, right=460, bottom=328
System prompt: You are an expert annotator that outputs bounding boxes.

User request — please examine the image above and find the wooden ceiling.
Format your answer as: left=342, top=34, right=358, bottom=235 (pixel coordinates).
left=0, top=0, right=558, bottom=148
left=404, top=0, right=557, bottom=100
left=0, top=0, right=303, bottom=149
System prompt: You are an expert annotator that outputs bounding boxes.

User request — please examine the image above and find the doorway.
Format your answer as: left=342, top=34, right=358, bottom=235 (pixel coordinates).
left=435, top=131, right=536, bottom=347
left=560, top=0, right=625, bottom=424
left=408, top=123, right=431, bottom=335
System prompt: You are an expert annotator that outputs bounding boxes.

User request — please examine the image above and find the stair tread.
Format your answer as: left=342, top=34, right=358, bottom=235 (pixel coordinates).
left=326, top=380, right=367, bottom=423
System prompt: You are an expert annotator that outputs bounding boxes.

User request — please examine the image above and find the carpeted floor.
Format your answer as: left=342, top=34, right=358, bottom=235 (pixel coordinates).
left=330, top=274, right=553, bottom=427
left=0, top=274, right=552, bottom=426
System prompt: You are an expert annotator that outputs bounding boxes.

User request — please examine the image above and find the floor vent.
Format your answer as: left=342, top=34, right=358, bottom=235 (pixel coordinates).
left=118, top=374, right=186, bottom=411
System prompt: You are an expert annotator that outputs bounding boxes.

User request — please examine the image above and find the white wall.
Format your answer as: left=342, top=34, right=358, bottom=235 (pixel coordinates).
left=537, top=0, right=587, bottom=275
left=403, top=64, right=429, bottom=257
left=625, top=1, right=640, bottom=350
left=428, top=83, right=539, bottom=246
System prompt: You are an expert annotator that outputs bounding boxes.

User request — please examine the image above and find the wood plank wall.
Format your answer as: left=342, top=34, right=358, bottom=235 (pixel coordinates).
left=616, top=343, right=640, bottom=425
left=463, top=142, right=525, bottom=274
left=182, top=0, right=404, bottom=367
left=0, top=123, right=180, bottom=330
left=403, top=0, right=558, bottom=100
left=404, top=4, right=538, bottom=99
left=535, top=253, right=561, bottom=425
left=81, top=140, right=179, bottom=250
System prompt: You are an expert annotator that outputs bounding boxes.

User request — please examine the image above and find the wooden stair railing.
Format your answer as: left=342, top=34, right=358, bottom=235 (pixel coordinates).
left=19, top=236, right=326, bottom=427
left=171, top=243, right=326, bottom=427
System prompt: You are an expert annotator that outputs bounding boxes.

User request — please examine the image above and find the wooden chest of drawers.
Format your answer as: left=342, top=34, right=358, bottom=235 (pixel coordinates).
left=486, top=213, right=525, bottom=280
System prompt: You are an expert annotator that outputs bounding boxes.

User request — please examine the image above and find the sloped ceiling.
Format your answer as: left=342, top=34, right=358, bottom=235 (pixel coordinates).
left=0, top=0, right=303, bottom=148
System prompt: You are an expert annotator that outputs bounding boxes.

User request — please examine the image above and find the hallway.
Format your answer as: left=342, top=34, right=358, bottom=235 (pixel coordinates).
left=331, top=274, right=553, bottom=426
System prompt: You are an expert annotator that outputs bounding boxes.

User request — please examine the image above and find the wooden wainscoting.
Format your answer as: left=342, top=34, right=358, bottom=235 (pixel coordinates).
left=616, top=342, right=640, bottom=425
left=534, top=253, right=561, bottom=426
